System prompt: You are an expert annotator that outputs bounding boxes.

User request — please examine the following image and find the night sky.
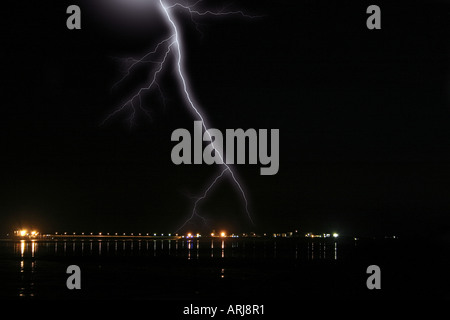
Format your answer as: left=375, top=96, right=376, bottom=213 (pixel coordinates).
left=1, top=0, right=449, bottom=238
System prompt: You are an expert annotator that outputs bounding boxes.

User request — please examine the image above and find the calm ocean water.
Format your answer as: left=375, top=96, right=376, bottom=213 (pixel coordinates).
left=1, top=238, right=340, bottom=260
left=0, top=237, right=448, bottom=300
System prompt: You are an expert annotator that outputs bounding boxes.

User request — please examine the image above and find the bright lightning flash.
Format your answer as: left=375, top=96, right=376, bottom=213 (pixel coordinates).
left=103, top=0, right=259, bottom=231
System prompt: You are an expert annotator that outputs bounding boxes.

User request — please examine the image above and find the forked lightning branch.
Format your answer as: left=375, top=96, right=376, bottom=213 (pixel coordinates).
left=99, top=0, right=271, bottom=228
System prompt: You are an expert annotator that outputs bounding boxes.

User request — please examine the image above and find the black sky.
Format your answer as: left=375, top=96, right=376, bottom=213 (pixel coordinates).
left=1, top=0, right=449, bottom=237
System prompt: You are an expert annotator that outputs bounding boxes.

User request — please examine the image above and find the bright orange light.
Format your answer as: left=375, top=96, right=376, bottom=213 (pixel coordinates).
left=220, top=232, right=226, bottom=237
left=19, top=230, right=27, bottom=237
left=210, top=233, right=215, bottom=237
left=187, top=233, right=192, bottom=238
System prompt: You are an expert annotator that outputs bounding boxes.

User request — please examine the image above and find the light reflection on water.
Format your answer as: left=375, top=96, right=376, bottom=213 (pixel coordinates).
left=15, top=240, right=37, bottom=297
left=11, top=238, right=339, bottom=260
left=7, top=238, right=339, bottom=298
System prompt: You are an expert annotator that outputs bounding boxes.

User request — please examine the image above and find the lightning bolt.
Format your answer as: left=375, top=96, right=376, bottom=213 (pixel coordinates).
left=102, top=0, right=259, bottom=232
left=176, top=167, right=229, bottom=231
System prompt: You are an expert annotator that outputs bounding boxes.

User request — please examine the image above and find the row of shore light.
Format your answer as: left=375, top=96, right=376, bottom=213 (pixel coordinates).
left=49, top=231, right=230, bottom=237
left=14, top=229, right=338, bottom=239
left=54, top=232, right=175, bottom=236
left=305, top=233, right=339, bottom=238
left=50, top=231, right=231, bottom=238
left=13, top=230, right=39, bottom=238
left=186, top=232, right=231, bottom=238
